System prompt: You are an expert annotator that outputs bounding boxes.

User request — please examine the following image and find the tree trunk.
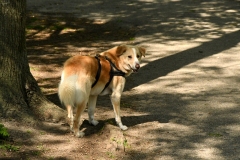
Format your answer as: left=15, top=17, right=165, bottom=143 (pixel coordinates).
left=0, top=0, right=66, bottom=123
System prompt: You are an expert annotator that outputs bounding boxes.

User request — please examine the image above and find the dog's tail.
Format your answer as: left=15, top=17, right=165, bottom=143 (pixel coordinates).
left=58, top=72, right=78, bottom=108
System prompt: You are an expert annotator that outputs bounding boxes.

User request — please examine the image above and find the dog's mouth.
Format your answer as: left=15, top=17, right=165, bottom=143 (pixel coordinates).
left=128, top=65, right=139, bottom=72
left=132, top=68, right=138, bottom=72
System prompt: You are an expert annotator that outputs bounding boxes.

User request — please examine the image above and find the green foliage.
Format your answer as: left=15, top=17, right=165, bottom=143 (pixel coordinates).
left=123, top=139, right=129, bottom=148
left=208, top=132, right=223, bottom=137
left=129, top=37, right=135, bottom=41
left=106, top=151, right=115, bottom=159
left=0, top=124, right=9, bottom=140
left=0, top=144, right=20, bottom=152
left=0, top=124, right=19, bottom=152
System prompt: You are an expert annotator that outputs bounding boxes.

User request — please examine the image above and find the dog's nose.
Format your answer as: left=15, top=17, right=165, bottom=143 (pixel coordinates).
left=135, top=64, right=140, bottom=70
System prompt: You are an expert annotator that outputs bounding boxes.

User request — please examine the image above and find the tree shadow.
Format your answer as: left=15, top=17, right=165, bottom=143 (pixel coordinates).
left=24, top=0, right=240, bottom=159
left=125, top=30, right=240, bottom=89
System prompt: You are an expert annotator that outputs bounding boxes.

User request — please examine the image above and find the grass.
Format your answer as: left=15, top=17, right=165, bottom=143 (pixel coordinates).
left=26, top=130, right=32, bottom=134
left=123, top=139, right=130, bottom=152
left=40, top=131, right=46, bottom=135
left=208, top=132, right=223, bottom=137
left=0, top=144, right=20, bottom=152
left=111, top=136, right=131, bottom=152
left=0, top=124, right=9, bottom=140
left=129, top=37, right=135, bottom=41
left=0, top=124, right=20, bottom=152
left=106, top=151, right=115, bottom=159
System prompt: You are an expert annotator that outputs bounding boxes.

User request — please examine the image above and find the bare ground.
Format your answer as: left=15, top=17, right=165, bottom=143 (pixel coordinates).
left=1, top=0, right=240, bottom=159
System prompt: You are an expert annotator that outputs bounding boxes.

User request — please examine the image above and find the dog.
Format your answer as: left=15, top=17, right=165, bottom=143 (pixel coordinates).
left=58, top=45, right=146, bottom=137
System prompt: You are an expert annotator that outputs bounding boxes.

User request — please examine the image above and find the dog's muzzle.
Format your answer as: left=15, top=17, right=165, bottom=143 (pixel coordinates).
left=132, top=64, right=140, bottom=72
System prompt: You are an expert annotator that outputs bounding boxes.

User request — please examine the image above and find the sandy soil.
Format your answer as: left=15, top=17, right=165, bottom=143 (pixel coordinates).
left=1, top=0, right=240, bottom=159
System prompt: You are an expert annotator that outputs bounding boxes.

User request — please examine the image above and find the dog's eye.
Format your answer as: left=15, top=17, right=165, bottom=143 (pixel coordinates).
left=137, top=55, right=140, bottom=58
left=128, top=56, right=132, bottom=59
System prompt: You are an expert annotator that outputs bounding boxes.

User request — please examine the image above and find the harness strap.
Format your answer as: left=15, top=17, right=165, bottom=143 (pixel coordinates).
left=91, top=54, right=126, bottom=93
left=91, top=54, right=101, bottom=88
left=102, top=63, right=114, bottom=92
left=102, top=56, right=125, bottom=92
left=105, top=56, right=126, bottom=77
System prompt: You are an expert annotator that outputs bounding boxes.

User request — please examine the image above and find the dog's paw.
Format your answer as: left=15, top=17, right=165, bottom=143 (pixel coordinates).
left=75, top=131, right=85, bottom=138
left=70, top=125, right=74, bottom=132
left=120, top=125, right=128, bottom=131
left=89, top=119, right=99, bottom=126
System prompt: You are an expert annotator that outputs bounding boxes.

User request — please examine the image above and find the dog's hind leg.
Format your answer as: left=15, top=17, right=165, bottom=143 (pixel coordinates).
left=73, top=101, right=87, bottom=138
left=73, top=80, right=91, bottom=138
left=88, top=95, right=99, bottom=126
left=66, top=105, right=74, bottom=132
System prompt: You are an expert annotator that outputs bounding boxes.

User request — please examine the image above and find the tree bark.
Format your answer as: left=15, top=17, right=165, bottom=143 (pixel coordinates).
left=0, top=0, right=66, bottom=123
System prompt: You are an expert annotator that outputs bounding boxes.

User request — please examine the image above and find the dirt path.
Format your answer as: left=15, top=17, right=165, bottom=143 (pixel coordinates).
left=1, top=0, right=240, bottom=159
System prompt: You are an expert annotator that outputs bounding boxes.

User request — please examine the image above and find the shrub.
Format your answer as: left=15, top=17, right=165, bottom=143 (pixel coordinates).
left=0, top=124, right=9, bottom=140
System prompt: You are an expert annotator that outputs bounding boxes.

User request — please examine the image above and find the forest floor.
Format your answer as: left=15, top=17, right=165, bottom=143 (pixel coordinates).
left=1, top=0, right=240, bottom=159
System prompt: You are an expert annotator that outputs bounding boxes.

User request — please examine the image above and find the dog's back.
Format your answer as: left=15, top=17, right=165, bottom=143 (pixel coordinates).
left=58, top=55, right=97, bottom=108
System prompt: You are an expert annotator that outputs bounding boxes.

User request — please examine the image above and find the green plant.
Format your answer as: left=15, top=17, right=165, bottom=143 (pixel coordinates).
left=37, top=143, right=45, bottom=151
left=123, top=138, right=130, bottom=152
left=129, top=37, right=135, bottom=41
left=0, top=124, right=20, bottom=152
left=106, top=151, right=115, bottom=159
left=208, top=132, right=223, bottom=137
left=123, top=139, right=128, bottom=148
left=32, top=150, right=41, bottom=156
left=0, top=124, right=9, bottom=140
left=0, top=144, right=20, bottom=152
left=26, top=130, right=32, bottom=134
left=40, top=131, right=46, bottom=135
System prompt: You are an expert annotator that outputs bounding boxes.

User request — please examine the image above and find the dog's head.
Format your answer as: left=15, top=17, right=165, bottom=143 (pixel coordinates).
left=116, top=45, right=146, bottom=74
left=101, top=45, right=146, bottom=75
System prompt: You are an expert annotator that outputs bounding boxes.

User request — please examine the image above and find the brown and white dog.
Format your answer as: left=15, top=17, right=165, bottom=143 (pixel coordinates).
left=58, top=45, right=146, bottom=137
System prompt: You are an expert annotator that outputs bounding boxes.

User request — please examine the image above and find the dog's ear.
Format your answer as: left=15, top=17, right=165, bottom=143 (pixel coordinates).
left=116, top=45, right=127, bottom=56
left=138, top=46, right=146, bottom=57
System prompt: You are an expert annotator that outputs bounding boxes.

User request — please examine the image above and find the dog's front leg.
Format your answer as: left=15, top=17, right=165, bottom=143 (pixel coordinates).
left=111, top=77, right=128, bottom=130
left=88, top=95, right=99, bottom=126
left=111, top=92, right=128, bottom=130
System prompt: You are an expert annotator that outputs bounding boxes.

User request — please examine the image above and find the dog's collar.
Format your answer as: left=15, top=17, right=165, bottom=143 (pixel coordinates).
left=104, top=56, right=126, bottom=77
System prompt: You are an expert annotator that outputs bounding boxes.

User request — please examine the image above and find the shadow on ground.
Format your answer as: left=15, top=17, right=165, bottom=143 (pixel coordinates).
left=125, top=30, right=240, bottom=89
left=16, top=0, right=240, bottom=159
